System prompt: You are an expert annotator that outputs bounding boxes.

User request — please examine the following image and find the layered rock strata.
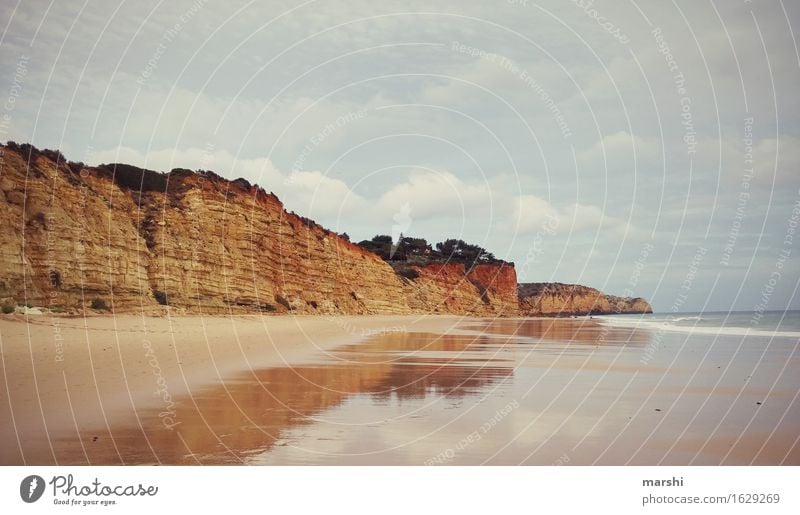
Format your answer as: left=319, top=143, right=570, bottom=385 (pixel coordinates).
left=518, top=282, right=653, bottom=316
left=0, top=144, right=518, bottom=315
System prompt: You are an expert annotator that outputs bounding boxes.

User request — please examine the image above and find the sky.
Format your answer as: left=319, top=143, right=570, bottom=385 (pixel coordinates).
left=1, top=0, right=798, bottom=312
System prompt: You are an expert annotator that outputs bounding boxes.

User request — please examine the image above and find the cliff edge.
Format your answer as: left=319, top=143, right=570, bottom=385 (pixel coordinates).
left=0, top=143, right=517, bottom=315
left=0, top=143, right=651, bottom=318
left=518, top=282, right=653, bottom=316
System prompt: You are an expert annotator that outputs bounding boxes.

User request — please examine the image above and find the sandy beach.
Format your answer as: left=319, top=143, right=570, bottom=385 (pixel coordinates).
left=0, top=314, right=462, bottom=464
left=1, top=314, right=798, bottom=465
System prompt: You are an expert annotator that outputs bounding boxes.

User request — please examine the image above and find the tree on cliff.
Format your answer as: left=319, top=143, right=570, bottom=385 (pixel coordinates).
left=399, top=236, right=431, bottom=256
left=357, top=235, right=393, bottom=260
left=434, top=239, right=498, bottom=264
left=358, top=234, right=503, bottom=266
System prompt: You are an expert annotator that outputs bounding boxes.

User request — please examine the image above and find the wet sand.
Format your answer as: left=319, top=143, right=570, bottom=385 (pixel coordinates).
left=1, top=315, right=798, bottom=465
left=0, top=314, right=461, bottom=464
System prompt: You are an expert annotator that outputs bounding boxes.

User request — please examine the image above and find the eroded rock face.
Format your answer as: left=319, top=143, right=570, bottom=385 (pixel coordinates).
left=403, top=262, right=519, bottom=316
left=518, top=282, right=653, bottom=316
left=1, top=145, right=654, bottom=317
left=0, top=148, right=153, bottom=312
left=0, top=144, right=518, bottom=315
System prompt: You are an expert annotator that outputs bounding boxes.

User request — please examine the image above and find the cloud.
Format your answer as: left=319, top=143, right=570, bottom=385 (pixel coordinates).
left=91, top=145, right=632, bottom=246
left=565, top=203, right=638, bottom=237
left=376, top=169, right=492, bottom=220
left=282, top=169, right=368, bottom=219
left=5, top=0, right=799, bottom=310
left=91, top=145, right=369, bottom=220
left=511, top=194, right=559, bottom=234
left=578, top=130, right=662, bottom=172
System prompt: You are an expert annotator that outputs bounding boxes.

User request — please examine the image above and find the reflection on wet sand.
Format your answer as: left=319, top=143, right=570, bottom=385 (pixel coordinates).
left=21, top=318, right=800, bottom=465
left=471, top=317, right=650, bottom=346
left=48, top=332, right=515, bottom=464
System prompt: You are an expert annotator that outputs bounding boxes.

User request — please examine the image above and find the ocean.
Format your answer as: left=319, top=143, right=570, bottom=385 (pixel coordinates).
left=595, top=310, right=800, bottom=338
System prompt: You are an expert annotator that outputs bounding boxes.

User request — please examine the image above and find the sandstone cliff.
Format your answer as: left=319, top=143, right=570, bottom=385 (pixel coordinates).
left=518, top=282, right=652, bottom=316
left=402, top=262, right=519, bottom=316
left=0, top=143, right=518, bottom=316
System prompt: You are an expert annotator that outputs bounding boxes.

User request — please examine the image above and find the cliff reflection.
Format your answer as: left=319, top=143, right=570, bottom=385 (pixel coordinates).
left=62, top=331, right=513, bottom=464
left=474, top=318, right=650, bottom=346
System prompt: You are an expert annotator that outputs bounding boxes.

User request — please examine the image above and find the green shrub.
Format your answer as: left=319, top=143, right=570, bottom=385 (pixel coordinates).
left=1, top=304, right=14, bottom=314
left=98, top=162, right=169, bottom=193
left=90, top=298, right=108, bottom=310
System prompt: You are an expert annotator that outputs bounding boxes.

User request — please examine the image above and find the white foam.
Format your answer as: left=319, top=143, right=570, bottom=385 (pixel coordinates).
left=594, top=316, right=800, bottom=338
left=672, top=316, right=703, bottom=322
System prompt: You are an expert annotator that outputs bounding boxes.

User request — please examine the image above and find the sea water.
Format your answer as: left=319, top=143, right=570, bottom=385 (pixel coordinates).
left=594, top=311, right=800, bottom=338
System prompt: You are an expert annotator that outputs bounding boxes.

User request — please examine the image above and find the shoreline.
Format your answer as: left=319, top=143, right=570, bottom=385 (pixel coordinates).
left=0, top=315, right=800, bottom=465
left=2, top=313, right=797, bottom=465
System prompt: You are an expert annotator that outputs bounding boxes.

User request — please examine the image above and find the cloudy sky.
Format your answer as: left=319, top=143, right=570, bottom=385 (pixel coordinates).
left=1, top=0, right=798, bottom=312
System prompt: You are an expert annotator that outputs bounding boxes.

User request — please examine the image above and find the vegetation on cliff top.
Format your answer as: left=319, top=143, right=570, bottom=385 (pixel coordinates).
left=357, top=234, right=506, bottom=267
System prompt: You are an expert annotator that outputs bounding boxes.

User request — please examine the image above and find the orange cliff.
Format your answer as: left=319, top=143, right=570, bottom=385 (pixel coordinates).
left=0, top=143, right=518, bottom=316
left=404, top=262, right=518, bottom=316
left=518, top=282, right=653, bottom=316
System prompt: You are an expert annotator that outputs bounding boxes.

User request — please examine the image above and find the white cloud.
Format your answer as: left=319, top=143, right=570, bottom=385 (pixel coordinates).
left=511, top=194, right=559, bottom=234
left=91, top=145, right=369, bottom=220
left=5, top=0, right=799, bottom=310
left=376, top=170, right=492, bottom=220
left=578, top=130, right=661, bottom=172
left=91, top=145, right=631, bottom=246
